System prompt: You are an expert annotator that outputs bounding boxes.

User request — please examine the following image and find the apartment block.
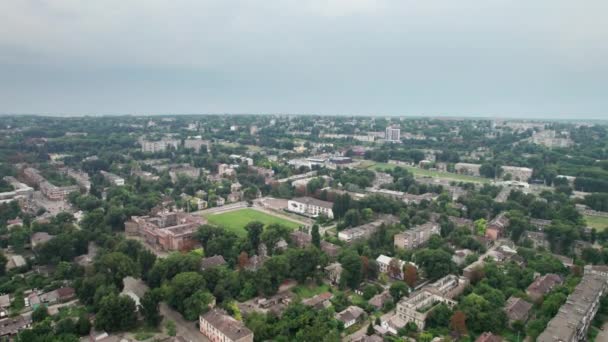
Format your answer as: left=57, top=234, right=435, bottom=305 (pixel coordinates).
left=394, top=222, right=440, bottom=249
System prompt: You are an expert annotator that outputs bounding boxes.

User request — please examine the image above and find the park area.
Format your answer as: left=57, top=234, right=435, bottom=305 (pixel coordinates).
left=202, top=208, right=303, bottom=236
left=585, top=215, right=608, bottom=232
left=365, top=162, right=490, bottom=184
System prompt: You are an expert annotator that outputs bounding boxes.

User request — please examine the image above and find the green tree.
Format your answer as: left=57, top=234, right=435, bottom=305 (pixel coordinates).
left=339, top=250, right=362, bottom=289
left=32, top=306, right=49, bottom=322
left=95, top=294, right=137, bottom=332
left=311, top=224, right=321, bottom=248
left=389, top=281, right=409, bottom=302
left=245, top=221, right=264, bottom=252
left=140, top=289, right=163, bottom=327
left=94, top=252, right=138, bottom=290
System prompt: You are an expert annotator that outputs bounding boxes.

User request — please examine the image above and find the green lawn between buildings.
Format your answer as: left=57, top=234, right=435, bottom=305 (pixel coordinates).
left=202, top=208, right=302, bottom=236
left=585, top=215, right=608, bottom=232
left=365, top=162, right=490, bottom=184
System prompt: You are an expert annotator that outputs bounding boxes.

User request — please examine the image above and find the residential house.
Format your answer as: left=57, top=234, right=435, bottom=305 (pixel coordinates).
left=31, top=232, right=54, bottom=249
left=504, top=296, right=532, bottom=327
left=200, top=255, right=227, bottom=271
left=394, top=289, right=456, bottom=330
left=368, top=291, right=392, bottom=310
left=335, top=306, right=365, bottom=329
left=526, top=274, right=563, bottom=302
left=325, top=262, right=342, bottom=286
left=338, top=216, right=399, bottom=243
left=486, top=212, right=510, bottom=241
left=376, top=255, right=416, bottom=280
left=0, top=314, right=32, bottom=338
left=302, top=292, right=333, bottom=310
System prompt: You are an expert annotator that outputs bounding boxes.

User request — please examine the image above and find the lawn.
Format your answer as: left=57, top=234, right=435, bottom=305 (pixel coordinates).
left=203, top=208, right=302, bottom=236
left=366, top=162, right=489, bottom=184
left=292, top=283, right=330, bottom=299
left=585, top=215, right=608, bottom=232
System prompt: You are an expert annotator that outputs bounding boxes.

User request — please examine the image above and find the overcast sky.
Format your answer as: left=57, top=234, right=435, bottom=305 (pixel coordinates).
left=1, top=1, right=607, bottom=118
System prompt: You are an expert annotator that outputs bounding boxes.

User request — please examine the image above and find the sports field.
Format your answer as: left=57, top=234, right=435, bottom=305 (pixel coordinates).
left=584, top=215, right=608, bottom=232
left=367, top=162, right=489, bottom=184
left=203, top=208, right=302, bottom=236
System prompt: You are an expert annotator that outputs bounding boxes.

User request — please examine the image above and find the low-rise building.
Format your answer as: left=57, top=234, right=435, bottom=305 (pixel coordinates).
left=504, top=296, right=532, bottom=327
left=395, top=289, right=456, bottom=330
left=376, top=255, right=416, bottom=280
left=199, top=309, right=253, bottom=342
left=537, top=272, right=607, bottom=342
left=394, top=222, right=440, bottom=250
left=287, top=197, right=334, bottom=219
left=302, top=292, right=333, bottom=310
left=325, top=262, right=342, bottom=285
left=100, top=171, right=125, bottom=186
left=526, top=274, right=563, bottom=302
left=200, top=255, right=227, bottom=271
left=338, top=216, right=398, bottom=242
left=454, top=163, right=481, bottom=176
left=140, top=138, right=180, bottom=153
left=486, top=212, right=510, bottom=240
left=125, top=211, right=206, bottom=252
left=524, top=231, right=549, bottom=249
left=39, top=181, right=80, bottom=201
left=335, top=306, right=365, bottom=329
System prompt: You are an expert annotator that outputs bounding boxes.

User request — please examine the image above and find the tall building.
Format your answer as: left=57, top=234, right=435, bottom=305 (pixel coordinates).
left=385, top=126, right=401, bottom=142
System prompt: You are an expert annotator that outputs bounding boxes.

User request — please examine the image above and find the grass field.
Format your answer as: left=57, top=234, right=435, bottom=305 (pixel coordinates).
left=366, top=162, right=490, bottom=184
left=585, top=215, right=608, bottom=231
left=203, top=208, right=302, bottom=236
left=292, top=283, right=330, bottom=299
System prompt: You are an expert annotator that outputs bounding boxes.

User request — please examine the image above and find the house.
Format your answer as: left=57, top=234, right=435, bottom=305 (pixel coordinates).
left=524, top=231, right=549, bottom=249
left=55, top=287, right=76, bottom=302
left=526, top=274, right=563, bottom=302
left=394, top=222, right=440, bottom=249
left=335, top=306, right=365, bottom=329
left=486, top=212, right=510, bottom=241
left=320, top=241, right=341, bottom=258
left=368, top=291, right=392, bottom=310
left=290, top=231, right=312, bottom=248
left=476, top=332, right=503, bottom=342
left=6, top=255, right=27, bottom=269
left=0, top=314, right=32, bottom=338
left=100, top=171, right=125, bottom=186
left=452, top=249, right=473, bottom=266
left=287, top=197, right=334, bottom=219
left=31, top=232, right=54, bottom=249
left=504, top=296, right=532, bottom=326
left=325, top=262, right=342, bottom=286
left=216, top=197, right=225, bottom=207
left=199, top=309, right=254, bottom=342
left=200, top=255, right=227, bottom=271
left=302, top=292, right=333, bottom=310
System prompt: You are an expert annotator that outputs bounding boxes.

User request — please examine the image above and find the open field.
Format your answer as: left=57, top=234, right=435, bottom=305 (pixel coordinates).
left=584, top=215, right=608, bottom=231
left=365, top=162, right=490, bottom=184
left=203, top=208, right=302, bottom=236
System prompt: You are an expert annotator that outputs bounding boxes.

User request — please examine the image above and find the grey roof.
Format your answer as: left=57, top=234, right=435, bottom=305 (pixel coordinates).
left=200, top=309, right=253, bottom=341
left=336, top=305, right=365, bottom=323
left=504, top=296, right=532, bottom=322
left=291, top=196, right=333, bottom=209
left=537, top=274, right=607, bottom=342
left=200, top=255, right=227, bottom=270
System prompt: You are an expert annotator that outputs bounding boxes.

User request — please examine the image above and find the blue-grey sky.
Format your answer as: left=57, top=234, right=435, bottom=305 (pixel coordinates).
left=1, top=1, right=607, bottom=118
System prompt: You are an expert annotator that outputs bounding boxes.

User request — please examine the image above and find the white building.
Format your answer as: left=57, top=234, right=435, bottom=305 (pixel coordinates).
left=287, top=197, right=334, bottom=219
left=385, top=126, right=401, bottom=142
left=140, top=138, right=180, bottom=153
left=394, top=222, right=440, bottom=250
